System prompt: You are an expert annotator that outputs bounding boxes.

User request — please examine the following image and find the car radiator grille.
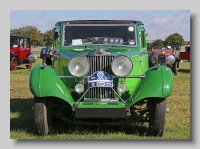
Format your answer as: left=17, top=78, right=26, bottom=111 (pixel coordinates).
left=158, top=53, right=166, bottom=65
left=85, top=56, right=118, bottom=99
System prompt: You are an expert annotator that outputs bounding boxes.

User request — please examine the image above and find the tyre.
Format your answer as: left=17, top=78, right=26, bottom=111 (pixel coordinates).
left=10, top=57, right=18, bottom=71
left=25, top=59, right=32, bottom=69
left=26, top=62, right=32, bottom=69
left=34, top=96, right=52, bottom=135
left=148, top=98, right=166, bottom=136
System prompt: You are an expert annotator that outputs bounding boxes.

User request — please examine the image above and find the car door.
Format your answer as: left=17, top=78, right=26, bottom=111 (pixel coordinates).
left=23, top=38, right=31, bottom=62
left=10, top=36, right=20, bottom=58
left=18, top=37, right=26, bottom=61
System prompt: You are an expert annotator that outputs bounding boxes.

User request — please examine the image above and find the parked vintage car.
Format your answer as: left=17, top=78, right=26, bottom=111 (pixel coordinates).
left=39, top=47, right=53, bottom=65
left=10, top=35, right=32, bottom=71
left=40, top=47, right=49, bottom=59
left=28, top=20, right=175, bottom=136
left=149, top=46, right=180, bottom=75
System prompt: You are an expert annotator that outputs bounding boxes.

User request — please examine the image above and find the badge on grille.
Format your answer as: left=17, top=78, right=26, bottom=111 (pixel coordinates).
left=88, top=71, right=113, bottom=88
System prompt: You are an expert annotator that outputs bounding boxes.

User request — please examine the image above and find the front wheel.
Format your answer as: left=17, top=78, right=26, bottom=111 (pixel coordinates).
left=148, top=98, right=166, bottom=136
left=25, top=59, right=32, bottom=69
left=26, top=62, right=32, bottom=69
left=34, top=97, right=52, bottom=135
left=10, top=57, right=18, bottom=71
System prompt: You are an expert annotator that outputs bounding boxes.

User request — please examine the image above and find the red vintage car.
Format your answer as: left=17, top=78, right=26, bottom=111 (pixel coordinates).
left=10, top=35, right=32, bottom=71
left=148, top=46, right=180, bottom=75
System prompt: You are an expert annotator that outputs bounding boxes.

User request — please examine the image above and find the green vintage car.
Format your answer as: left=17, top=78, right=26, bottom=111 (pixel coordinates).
left=28, top=20, right=175, bottom=136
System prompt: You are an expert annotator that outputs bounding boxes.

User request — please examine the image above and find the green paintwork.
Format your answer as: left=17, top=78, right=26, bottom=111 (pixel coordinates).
left=29, top=65, right=75, bottom=107
left=30, top=20, right=174, bottom=110
left=29, top=63, right=173, bottom=108
left=128, top=66, right=173, bottom=106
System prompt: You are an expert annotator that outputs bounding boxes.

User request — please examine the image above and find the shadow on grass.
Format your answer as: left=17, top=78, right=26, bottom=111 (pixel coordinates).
left=10, top=98, right=35, bottom=134
left=10, top=98, right=149, bottom=137
left=178, top=69, right=190, bottom=74
left=16, top=67, right=26, bottom=70
left=11, top=66, right=31, bottom=72
left=49, top=122, right=149, bottom=137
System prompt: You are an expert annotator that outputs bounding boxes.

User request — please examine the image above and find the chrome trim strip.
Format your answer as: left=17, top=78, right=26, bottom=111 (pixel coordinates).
left=57, top=75, right=87, bottom=78
left=116, top=74, right=146, bottom=78
left=57, top=74, right=146, bottom=78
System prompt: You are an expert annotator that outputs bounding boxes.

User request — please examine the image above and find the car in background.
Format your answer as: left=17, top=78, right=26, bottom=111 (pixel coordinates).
left=149, top=46, right=180, bottom=75
left=40, top=47, right=53, bottom=65
left=40, top=47, right=49, bottom=59
left=10, top=35, right=32, bottom=71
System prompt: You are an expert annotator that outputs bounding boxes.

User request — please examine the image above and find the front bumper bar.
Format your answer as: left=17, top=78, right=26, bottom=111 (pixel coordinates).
left=75, top=108, right=126, bottom=118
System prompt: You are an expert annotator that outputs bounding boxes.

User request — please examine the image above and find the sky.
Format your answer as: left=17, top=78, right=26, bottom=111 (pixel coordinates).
left=10, top=10, right=190, bottom=41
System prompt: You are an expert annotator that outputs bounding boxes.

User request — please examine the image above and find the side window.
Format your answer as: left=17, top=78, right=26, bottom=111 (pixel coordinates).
left=24, top=39, right=27, bottom=48
left=57, top=32, right=60, bottom=49
left=54, top=32, right=58, bottom=48
left=24, top=38, right=30, bottom=48
left=140, top=27, right=145, bottom=48
left=140, top=32, right=143, bottom=48
left=54, top=26, right=60, bottom=49
left=19, top=38, right=24, bottom=48
left=10, top=37, right=18, bottom=47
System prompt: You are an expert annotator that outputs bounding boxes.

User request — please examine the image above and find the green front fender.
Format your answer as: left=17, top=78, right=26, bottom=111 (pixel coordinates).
left=129, top=66, right=173, bottom=106
left=29, top=65, right=75, bottom=107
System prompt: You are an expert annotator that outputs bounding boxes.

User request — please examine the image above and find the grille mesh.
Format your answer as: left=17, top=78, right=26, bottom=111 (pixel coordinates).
left=85, top=56, right=118, bottom=99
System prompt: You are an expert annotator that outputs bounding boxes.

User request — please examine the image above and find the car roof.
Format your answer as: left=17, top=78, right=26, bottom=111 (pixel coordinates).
left=55, top=20, right=144, bottom=26
left=10, top=35, right=31, bottom=38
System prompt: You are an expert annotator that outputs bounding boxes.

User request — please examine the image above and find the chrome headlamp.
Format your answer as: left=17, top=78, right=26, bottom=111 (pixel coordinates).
left=75, top=83, right=84, bottom=93
left=117, top=84, right=127, bottom=93
left=111, top=55, right=133, bottom=77
left=68, top=56, right=90, bottom=77
left=166, top=55, right=175, bottom=65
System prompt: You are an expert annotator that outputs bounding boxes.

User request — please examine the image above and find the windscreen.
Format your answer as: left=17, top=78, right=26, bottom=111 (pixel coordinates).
left=63, top=24, right=136, bottom=47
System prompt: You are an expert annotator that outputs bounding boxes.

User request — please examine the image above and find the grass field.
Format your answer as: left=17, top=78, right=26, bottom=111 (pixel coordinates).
left=10, top=51, right=190, bottom=139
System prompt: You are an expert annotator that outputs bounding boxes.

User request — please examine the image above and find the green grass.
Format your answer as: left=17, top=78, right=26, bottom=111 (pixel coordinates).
left=10, top=51, right=190, bottom=139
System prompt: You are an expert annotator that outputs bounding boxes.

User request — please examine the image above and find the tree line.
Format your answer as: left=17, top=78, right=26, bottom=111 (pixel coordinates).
left=10, top=25, right=190, bottom=50
left=147, top=33, right=190, bottom=51
left=10, top=26, right=54, bottom=47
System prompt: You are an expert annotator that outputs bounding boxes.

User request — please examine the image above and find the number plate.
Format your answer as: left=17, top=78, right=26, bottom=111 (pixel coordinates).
left=97, top=82, right=105, bottom=86
left=88, top=71, right=113, bottom=88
